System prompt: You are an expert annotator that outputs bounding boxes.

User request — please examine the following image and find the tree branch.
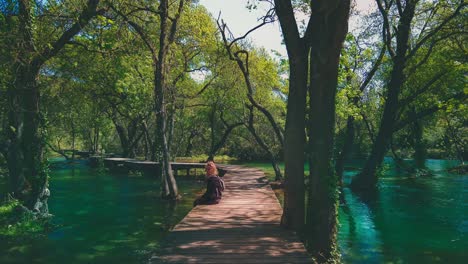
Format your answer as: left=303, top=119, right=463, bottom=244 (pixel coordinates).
left=407, top=1, right=467, bottom=60
left=399, top=71, right=447, bottom=107
left=36, top=0, right=102, bottom=65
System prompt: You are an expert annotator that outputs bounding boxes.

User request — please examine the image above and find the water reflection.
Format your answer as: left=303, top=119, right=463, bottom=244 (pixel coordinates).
left=0, top=159, right=466, bottom=263
left=0, top=160, right=203, bottom=264
left=340, top=159, right=467, bottom=263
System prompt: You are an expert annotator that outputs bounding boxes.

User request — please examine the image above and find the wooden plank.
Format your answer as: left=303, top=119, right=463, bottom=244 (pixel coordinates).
left=154, top=165, right=311, bottom=263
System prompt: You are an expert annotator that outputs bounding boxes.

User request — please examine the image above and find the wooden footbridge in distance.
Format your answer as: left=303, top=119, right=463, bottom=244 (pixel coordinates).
left=150, top=165, right=312, bottom=263
left=92, top=157, right=219, bottom=176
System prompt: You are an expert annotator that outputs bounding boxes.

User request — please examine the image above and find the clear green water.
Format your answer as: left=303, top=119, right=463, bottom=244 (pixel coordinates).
left=0, top=160, right=204, bottom=264
left=0, top=159, right=466, bottom=263
left=244, top=159, right=468, bottom=263
left=339, top=159, right=467, bottom=263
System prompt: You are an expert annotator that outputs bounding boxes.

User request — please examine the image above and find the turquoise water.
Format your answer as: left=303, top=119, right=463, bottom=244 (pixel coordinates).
left=0, top=160, right=203, bottom=263
left=0, top=159, right=466, bottom=263
left=245, top=159, right=467, bottom=263
left=339, top=159, right=467, bottom=263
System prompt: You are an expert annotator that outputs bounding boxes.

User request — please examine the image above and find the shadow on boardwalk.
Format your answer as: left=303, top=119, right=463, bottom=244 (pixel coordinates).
left=151, top=165, right=311, bottom=264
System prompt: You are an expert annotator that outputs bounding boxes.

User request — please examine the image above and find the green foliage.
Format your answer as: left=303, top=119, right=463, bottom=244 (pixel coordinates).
left=0, top=199, right=51, bottom=240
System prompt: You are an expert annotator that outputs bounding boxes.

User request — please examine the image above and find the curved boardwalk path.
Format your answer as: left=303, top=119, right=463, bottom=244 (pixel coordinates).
left=151, top=165, right=311, bottom=263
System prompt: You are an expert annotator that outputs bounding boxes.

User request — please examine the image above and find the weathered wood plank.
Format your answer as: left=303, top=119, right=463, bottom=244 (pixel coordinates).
left=153, top=165, right=311, bottom=263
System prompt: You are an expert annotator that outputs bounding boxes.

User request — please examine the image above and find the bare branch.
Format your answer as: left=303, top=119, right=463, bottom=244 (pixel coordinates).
left=376, top=0, right=396, bottom=57
left=359, top=44, right=386, bottom=92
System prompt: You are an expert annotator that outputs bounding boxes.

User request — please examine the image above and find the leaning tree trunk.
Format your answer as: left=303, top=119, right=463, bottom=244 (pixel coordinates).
left=246, top=106, right=283, bottom=181
left=207, top=121, right=242, bottom=162
left=351, top=0, right=417, bottom=193
left=350, top=81, right=401, bottom=190
left=335, top=45, right=385, bottom=184
left=305, top=0, right=350, bottom=261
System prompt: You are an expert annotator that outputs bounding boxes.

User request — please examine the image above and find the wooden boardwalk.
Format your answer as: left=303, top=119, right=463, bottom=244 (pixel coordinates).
left=151, top=165, right=311, bottom=263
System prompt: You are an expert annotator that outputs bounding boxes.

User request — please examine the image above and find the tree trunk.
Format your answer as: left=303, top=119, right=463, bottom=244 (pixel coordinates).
left=335, top=117, right=355, bottom=180
left=246, top=106, right=283, bottom=181
left=154, top=65, right=178, bottom=198
left=7, top=0, right=50, bottom=213
left=351, top=0, right=417, bottom=193
left=185, top=130, right=197, bottom=157
left=412, top=115, right=426, bottom=169
left=154, top=0, right=180, bottom=199
left=274, top=0, right=308, bottom=233
left=6, top=0, right=99, bottom=214
left=167, top=105, right=176, bottom=160
left=7, top=65, right=49, bottom=213
left=305, top=0, right=350, bottom=261
left=335, top=116, right=355, bottom=204
left=142, top=121, right=155, bottom=160
left=208, top=121, right=242, bottom=162
left=208, top=107, right=217, bottom=161
left=71, top=119, right=76, bottom=160
left=114, top=122, right=132, bottom=158
left=94, top=126, right=99, bottom=153
left=281, top=49, right=307, bottom=232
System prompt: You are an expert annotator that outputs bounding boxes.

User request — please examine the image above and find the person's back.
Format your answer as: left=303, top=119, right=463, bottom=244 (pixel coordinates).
left=193, top=161, right=225, bottom=206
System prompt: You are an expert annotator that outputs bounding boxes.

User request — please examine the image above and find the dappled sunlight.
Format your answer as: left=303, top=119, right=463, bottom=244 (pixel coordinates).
left=155, top=165, right=311, bottom=263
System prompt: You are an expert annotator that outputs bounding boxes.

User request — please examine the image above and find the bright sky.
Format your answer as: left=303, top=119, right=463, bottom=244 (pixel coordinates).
left=199, top=0, right=376, bottom=57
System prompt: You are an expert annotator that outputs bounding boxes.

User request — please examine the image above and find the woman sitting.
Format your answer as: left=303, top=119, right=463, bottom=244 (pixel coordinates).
left=193, top=161, right=225, bottom=206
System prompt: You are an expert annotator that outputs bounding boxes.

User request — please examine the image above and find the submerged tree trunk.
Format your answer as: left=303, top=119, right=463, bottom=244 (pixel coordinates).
left=7, top=64, right=49, bottom=213
left=351, top=0, right=417, bottom=193
left=154, top=55, right=177, bottom=198
left=154, top=0, right=184, bottom=199
left=110, top=0, right=183, bottom=198
left=71, top=119, right=76, bottom=161
left=336, top=44, right=385, bottom=182
left=306, top=0, right=350, bottom=261
left=412, top=113, right=426, bottom=169
left=154, top=62, right=178, bottom=199
left=335, top=117, right=355, bottom=181
left=335, top=116, right=355, bottom=204
left=6, top=0, right=100, bottom=214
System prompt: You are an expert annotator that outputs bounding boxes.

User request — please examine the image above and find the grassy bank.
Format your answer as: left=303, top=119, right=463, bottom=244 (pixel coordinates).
left=0, top=199, right=51, bottom=241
